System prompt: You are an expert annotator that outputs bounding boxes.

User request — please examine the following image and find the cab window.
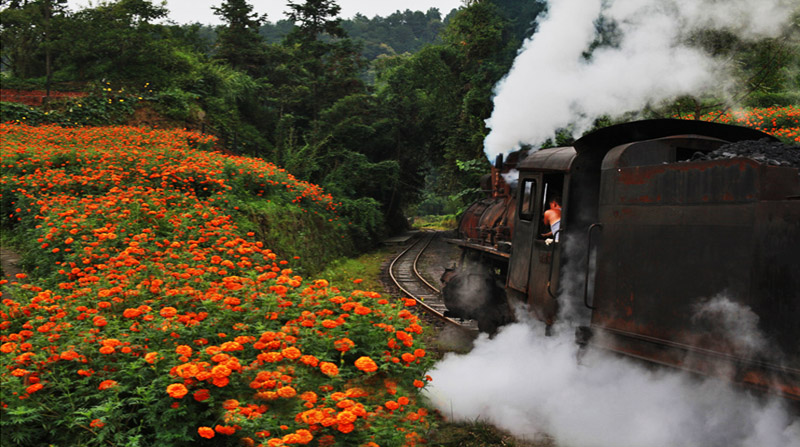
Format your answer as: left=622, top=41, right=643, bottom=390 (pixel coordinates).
left=519, top=179, right=537, bottom=221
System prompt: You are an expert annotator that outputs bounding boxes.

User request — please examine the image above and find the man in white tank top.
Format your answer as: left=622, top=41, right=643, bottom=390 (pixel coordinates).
left=542, top=196, right=561, bottom=242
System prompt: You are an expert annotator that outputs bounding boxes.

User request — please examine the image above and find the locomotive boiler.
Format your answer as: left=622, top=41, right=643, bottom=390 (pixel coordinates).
left=444, top=119, right=800, bottom=400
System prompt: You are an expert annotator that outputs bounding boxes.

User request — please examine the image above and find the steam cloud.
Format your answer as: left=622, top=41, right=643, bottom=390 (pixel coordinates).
left=426, top=316, right=800, bottom=447
left=483, top=0, right=797, bottom=161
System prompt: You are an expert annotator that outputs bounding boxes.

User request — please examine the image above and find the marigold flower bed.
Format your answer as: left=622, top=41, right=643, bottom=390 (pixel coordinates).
left=0, top=124, right=433, bottom=447
left=677, top=105, right=800, bottom=143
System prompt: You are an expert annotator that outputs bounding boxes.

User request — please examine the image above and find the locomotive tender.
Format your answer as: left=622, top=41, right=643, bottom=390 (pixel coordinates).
left=445, top=119, right=800, bottom=400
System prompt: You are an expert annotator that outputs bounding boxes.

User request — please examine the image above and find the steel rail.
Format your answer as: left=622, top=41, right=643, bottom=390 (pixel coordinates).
left=387, top=232, right=472, bottom=330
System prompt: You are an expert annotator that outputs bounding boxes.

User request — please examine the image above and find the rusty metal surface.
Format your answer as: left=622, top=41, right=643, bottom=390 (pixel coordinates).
left=590, top=133, right=800, bottom=397
left=518, top=146, right=577, bottom=172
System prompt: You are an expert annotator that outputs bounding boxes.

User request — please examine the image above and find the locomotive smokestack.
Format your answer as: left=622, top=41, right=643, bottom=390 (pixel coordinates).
left=492, top=154, right=504, bottom=198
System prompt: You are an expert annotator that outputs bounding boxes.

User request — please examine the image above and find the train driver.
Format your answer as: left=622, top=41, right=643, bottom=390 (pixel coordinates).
left=541, top=195, right=561, bottom=242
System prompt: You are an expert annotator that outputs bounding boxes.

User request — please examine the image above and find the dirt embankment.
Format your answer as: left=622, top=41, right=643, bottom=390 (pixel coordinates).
left=0, top=245, right=23, bottom=280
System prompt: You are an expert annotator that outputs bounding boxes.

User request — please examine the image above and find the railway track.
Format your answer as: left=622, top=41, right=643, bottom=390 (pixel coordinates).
left=387, top=231, right=477, bottom=331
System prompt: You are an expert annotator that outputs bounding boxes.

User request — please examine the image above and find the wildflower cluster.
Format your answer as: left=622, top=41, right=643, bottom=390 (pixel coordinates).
left=676, top=106, right=800, bottom=143
left=0, top=124, right=434, bottom=446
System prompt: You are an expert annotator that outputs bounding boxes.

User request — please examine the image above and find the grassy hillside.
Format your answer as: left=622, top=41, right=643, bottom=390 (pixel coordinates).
left=0, top=124, right=433, bottom=447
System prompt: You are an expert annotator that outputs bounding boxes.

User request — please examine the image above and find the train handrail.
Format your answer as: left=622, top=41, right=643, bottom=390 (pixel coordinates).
left=584, top=223, right=603, bottom=309
left=546, top=229, right=561, bottom=299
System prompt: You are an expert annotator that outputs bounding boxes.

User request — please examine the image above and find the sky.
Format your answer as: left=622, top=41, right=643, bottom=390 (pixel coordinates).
left=65, top=0, right=464, bottom=24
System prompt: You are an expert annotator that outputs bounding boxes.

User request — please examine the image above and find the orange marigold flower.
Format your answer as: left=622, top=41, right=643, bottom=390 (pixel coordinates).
left=300, top=355, right=319, bottom=367
left=385, top=400, right=399, bottom=410
left=319, top=362, right=338, bottom=377
left=93, top=316, right=107, bottom=327
left=98, top=380, right=118, bottom=390
left=299, top=391, right=318, bottom=403
left=354, top=356, right=378, bottom=373
left=277, top=386, right=297, bottom=398
left=413, top=379, right=424, bottom=388
left=346, top=387, right=368, bottom=398
left=333, top=338, right=354, bottom=352
left=336, top=410, right=357, bottom=424
left=210, top=364, right=231, bottom=379
left=60, top=350, right=79, bottom=361
left=414, top=348, right=426, bottom=358
left=401, top=353, right=416, bottom=363
left=160, top=307, right=177, bottom=318
left=295, top=429, right=313, bottom=443
left=198, top=426, right=215, bottom=439
left=167, top=383, right=188, bottom=399
left=222, top=399, right=239, bottom=410
left=1, top=342, right=17, bottom=353
left=99, top=346, right=115, bottom=355
left=193, top=389, right=211, bottom=402
left=321, top=319, right=338, bottom=328
left=404, top=298, right=416, bottom=306
left=337, top=423, right=355, bottom=434
left=215, top=424, right=236, bottom=435
left=354, top=305, right=371, bottom=315
left=122, top=308, right=141, bottom=318
left=281, top=347, right=301, bottom=360
left=26, top=383, right=44, bottom=394
left=398, top=396, right=410, bottom=405
left=175, top=345, right=192, bottom=357
left=220, top=341, right=243, bottom=352
left=89, top=418, right=105, bottom=428
left=145, top=352, right=158, bottom=364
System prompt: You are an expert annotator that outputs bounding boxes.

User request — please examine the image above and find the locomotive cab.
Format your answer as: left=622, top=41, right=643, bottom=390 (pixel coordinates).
left=506, top=150, right=572, bottom=326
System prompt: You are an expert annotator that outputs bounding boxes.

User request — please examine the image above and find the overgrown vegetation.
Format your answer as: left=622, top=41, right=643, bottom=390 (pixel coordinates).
left=0, top=123, right=437, bottom=446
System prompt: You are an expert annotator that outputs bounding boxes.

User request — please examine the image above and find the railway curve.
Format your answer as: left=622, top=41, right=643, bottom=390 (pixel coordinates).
left=386, top=231, right=478, bottom=332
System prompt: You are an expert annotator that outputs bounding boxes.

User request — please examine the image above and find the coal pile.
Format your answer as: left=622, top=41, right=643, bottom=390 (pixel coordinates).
left=690, top=138, right=800, bottom=169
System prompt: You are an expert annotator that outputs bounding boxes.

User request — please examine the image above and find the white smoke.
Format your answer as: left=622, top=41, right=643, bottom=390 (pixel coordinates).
left=426, top=318, right=800, bottom=447
left=483, top=0, right=797, bottom=161
left=692, top=294, right=769, bottom=357
left=501, top=169, right=519, bottom=189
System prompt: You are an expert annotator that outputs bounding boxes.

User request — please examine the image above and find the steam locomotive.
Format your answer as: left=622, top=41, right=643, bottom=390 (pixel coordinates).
left=443, top=119, right=800, bottom=400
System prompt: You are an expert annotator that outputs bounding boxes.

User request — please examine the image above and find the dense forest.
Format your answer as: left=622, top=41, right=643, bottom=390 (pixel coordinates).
left=2, top=0, right=799, bottom=250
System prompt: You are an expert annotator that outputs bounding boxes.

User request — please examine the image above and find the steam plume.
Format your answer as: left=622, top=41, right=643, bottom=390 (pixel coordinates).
left=483, top=0, right=797, bottom=161
left=426, top=317, right=800, bottom=447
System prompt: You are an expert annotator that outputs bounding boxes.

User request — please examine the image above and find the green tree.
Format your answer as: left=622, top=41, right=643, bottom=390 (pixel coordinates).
left=0, top=0, right=68, bottom=87
left=57, top=0, right=171, bottom=82
left=212, top=0, right=268, bottom=76
left=285, top=0, right=345, bottom=42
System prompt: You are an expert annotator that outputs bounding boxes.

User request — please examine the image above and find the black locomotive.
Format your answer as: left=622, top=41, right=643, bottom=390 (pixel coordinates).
left=444, top=119, right=800, bottom=400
